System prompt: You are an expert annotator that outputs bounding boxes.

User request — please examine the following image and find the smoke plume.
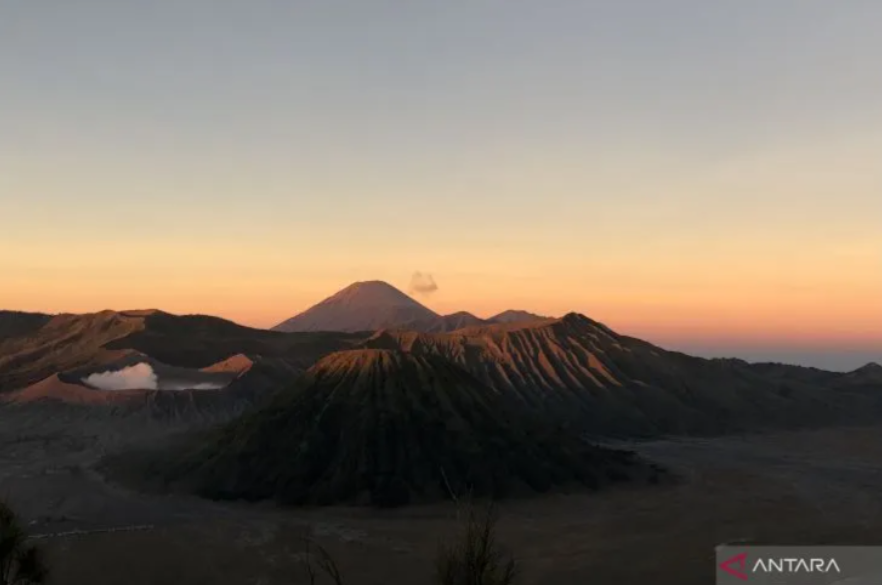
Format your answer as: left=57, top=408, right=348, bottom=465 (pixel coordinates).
left=83, top=363, right=159, bottom=391
left=409, top=271, right=438, bottom=295
left=82, top=363, right=228, bottom=391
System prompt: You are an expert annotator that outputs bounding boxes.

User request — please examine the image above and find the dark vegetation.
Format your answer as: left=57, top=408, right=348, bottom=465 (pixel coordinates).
left=300, top=532, right=347, bottom=585
left=110, top=350, right=664, bottom=507
left=297, top=500, right=519, bottom=585
left=2, top=492, right=518, bottom=585
left=0, top=500, right=47, bottom=585
left=435, top=503, right=517, bottom=585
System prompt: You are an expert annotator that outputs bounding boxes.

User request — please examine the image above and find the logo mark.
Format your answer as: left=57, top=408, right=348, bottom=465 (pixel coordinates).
left=719, top=552, right=748, bottom=580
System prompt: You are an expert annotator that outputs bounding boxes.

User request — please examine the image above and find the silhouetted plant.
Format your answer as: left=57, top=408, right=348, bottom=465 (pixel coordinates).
left=435, top=502, right=517, bottom=585
left=300, top=528, right=345, bottom=585
left=0, top=500, right=47, bottom=585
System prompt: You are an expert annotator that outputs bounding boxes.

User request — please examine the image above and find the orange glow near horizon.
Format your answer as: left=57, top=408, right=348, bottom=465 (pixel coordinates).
left=4, top=257, right=880, bottom=352
left=3, top=134, right=880, bottom=359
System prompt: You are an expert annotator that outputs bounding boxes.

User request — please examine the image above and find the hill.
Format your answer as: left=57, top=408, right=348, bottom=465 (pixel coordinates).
left=0, top=310, right=54, bottom=338
left=362, top=313, right=882, bottom=436
left=0, top=310, right=146, bottom=393
left=4, top=304, right=878, bottom=435
left=126, top=349, right=664, bottom=506
left=273, top=281, right=440, bottom=332
left=4, top=352, right=302, bottom=418
left=0, top=309, right=363, bottom=394
left=399, top=311, right=489, bottom=333
left=843, top=362, right=882, bottom=384
left=832, top=361, right=882, bottom=393
left=488, top=309, right=549, bottom=324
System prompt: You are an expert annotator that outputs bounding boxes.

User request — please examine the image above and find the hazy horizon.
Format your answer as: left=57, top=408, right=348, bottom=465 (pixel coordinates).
left=2, top=2, right=880, bottom=371
left=3, top=277, right=877, bottom=372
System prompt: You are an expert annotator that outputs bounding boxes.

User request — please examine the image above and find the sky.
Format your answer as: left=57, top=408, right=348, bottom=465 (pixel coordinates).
left=1, top=1, right=880, bottom=370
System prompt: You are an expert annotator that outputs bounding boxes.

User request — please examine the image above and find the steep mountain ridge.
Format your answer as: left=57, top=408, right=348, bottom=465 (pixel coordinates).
left=0, top=309, right=363, bottom=393
left=0, top=310, right=148, bottom=393
left=124, top=349, right=663, bottom=506
left=5, top=352, right=301, bottom=419
left=362, top=313, right=881, bottom=436
left=4, top=299, right=877, bottom=435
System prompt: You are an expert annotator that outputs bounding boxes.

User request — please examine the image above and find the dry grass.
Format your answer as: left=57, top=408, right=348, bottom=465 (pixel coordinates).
left=301, top=527, right=347, bottom=585
left=275, top=503, right=519, bottom=585
left=435, top=503, right=517, bottom=585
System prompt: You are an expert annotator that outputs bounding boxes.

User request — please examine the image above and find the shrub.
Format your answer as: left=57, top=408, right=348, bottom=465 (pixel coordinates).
left=435, top=502, right=517, bottom=585
left=0, top=500, right=47, bottom=585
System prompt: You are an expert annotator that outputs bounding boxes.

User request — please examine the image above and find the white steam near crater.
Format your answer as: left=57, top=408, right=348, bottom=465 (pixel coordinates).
left=83, top=363, right=158, bottom=391
left=82, top=363, right=228, bottom=391
left=165, top=381, right=228, bottom=391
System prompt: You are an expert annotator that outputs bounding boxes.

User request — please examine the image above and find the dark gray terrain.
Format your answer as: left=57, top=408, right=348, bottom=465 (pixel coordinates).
left=2, top=401, right=882, bottom=585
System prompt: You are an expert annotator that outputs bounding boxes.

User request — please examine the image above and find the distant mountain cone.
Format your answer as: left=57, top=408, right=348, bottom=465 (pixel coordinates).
left=147, top=349, right=663, bottom=507
left=273, top=281, right=440, bottom=332
left=271, top=280, right=553, bottom=333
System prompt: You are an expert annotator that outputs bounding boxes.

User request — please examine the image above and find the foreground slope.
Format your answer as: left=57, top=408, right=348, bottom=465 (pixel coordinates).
left=363, top=314, right=882, bottom=436
left=0, top=309, right=362, bottom=393
left=128, top=349, right=662, bottom=506
left=273, top=281, right=440, bottom=332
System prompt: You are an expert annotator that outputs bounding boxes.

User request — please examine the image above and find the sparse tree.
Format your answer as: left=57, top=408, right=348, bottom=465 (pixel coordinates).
left=0, top=500, right=47, bottom=585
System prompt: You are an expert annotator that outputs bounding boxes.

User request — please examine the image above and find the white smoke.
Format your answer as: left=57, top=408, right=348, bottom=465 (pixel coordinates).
left=162, top=381, right=228, bottom=391
left=82, top=363, right=228, bottom=391
left=409, top=271, right=439, bottom=295
left=83, top=363, right=158, bottom=391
